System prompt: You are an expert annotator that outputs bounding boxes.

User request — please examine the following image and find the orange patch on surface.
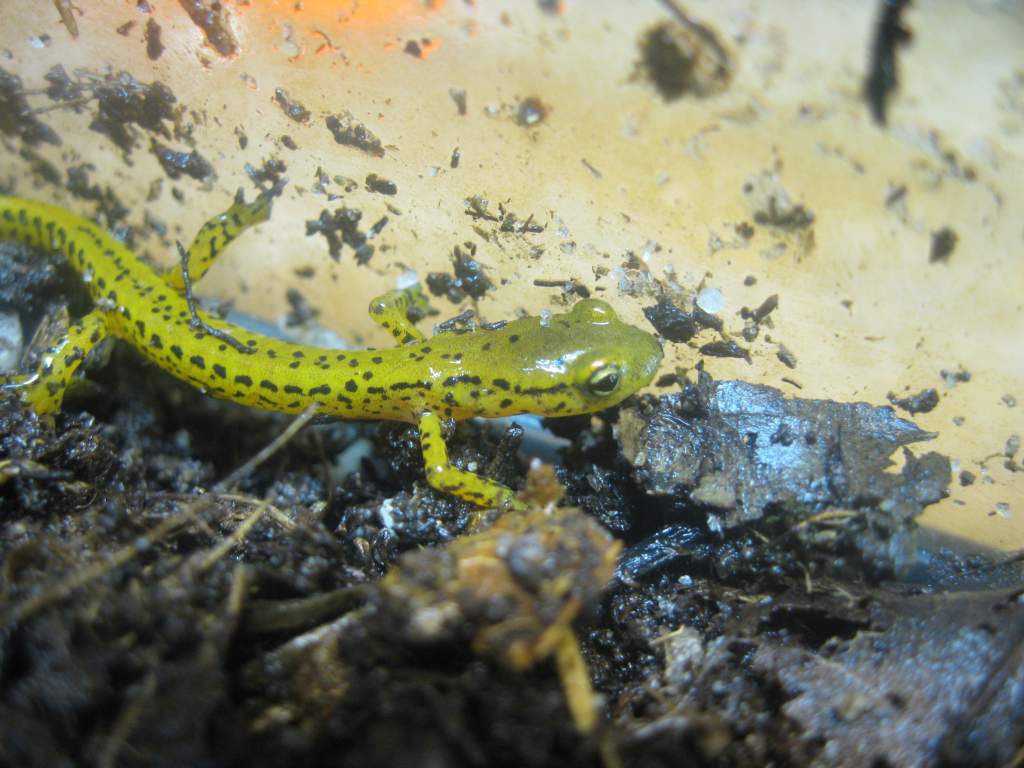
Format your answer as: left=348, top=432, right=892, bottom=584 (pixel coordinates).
left=240, top=0, right=445, bottom=28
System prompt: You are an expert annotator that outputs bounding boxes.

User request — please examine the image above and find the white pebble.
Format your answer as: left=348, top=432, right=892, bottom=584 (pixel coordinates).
left=696, top=287, right=725, bottom=314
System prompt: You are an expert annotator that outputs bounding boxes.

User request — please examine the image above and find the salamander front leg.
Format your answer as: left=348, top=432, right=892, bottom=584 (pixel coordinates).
left=0, top=311, right=108, bottom=414
left=162, top=180, right=284, bottom=292
left=369, top=284, right=431, bottom=345
left=418, top=410, right=525, bottom=510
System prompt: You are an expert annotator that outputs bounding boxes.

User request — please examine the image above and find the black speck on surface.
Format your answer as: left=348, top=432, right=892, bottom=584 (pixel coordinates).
left=741, top=293, right=779, bottom=323
left=642, top=298, right=697, bottom=343
left=89, top=71, right=179, bottom=153
left=306, top=206, right=375, bottom=265
left=325, top=112, right=385, bottom=157
left=637, top=17, right=732, bottom=101
left=145, top=17, right=164, bottom=60
left=151, top=140, right=215, bottom=182
left=929, top=227, right=958, bottom=263
left=177, top=0, right=237, bottom=56
left=941, top=366, right=971, bottom=387
left=283, top=287, right=320, bottom=327
left=776, top=344, right=798, bottom=369
left=365, top=174, right=397, bottom=196
left=863, top=0, right=912, bottom=125
left=0, top=67, right=61, bottom=146
left=516, top=97, right=549, bottom=127
left=888, top=387, right=940, bottom=415
left=699, top=339, right=751, bottom=362
left=274, top=87, right=311, bottom=123
left=448, top=87, right=467, bottom=116
left=244, top=156, right=287, bottom=187
left=426, top=242, right=493, bottom=303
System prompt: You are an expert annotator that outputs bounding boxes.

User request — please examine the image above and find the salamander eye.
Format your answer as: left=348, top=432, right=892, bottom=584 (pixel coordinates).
left=587, top=365, right=621, bottom=396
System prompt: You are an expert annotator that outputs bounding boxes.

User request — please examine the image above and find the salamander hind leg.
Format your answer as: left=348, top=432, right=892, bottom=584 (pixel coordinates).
left=418, top=411, right=525, bottom=510
left=369, top=283, right=431, bottom=345
left=162, top=181, right=284, bottom=292
left=1, top=311, right=108, bottom=414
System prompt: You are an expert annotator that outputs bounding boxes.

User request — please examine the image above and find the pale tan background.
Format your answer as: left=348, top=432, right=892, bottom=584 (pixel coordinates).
left=1, top=0, right=1021, bottom=550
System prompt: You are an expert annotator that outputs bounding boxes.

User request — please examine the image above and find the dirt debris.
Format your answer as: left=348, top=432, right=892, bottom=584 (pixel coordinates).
left=618, top=371, right=950, bottom=540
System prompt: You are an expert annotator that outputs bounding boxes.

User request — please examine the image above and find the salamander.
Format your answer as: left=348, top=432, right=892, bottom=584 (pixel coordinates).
left=0, top=189, right=663, bottom=507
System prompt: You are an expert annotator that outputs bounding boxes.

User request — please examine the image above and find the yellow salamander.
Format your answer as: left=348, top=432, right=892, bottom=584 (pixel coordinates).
left=0, top=190, right=663, bottom=507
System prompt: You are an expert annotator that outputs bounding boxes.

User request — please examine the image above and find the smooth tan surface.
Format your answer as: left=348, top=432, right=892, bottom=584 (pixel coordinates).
left=1, top=0, right=1021, bottom=549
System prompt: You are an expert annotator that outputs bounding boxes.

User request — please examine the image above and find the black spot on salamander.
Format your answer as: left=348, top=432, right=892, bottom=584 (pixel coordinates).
left=218, top=344, right=226, bottom=352
left=134, top=320, right=146, bottom=336
left=509, top=334, right=520, bottom=343
left=349, top=359, right=359, bottom=368
left=470, top=390, right=480, bottom=399
left=367, top=386, right=385, bottom=395
left=284, top=384, right=303, bottom=395
left=492, top=378, right=510, bottom=390
left=213, top=364, right=227, bottom=378
left=336, top=393, right=352, bottom=405
left=97, top=277, right=107, bottom=289
left=390, top=380, right=433, bottom=391
left=362, top=371, right=374, bottom=381
left=309, top=384, right=331, bottom=395
left=345, top=380, right=358, bottom=392
left=372, top=356, right=383, bottom=364
left=421, top=346, right=432, bottom=354
left=266, top=348, right=277, bottom=358
left=247, top=340, right=258, bottom=348
left=500, top=398, right=513, bottom=409
left=443, top=392, right=457, bottom=406
left=443, top=374, right=482, bottom=387
left=90, top=328, right=103, bottom=344
left=336, top=353, right=347, bottom=361
left=482, top=342, right=492, bottom=352
left=518, top=382, right=568, bottom=396
left=289, top=361, right=301, bottom=369
left=190, top=355, right=206, bottom=370
left=292, top=350, right=305, bottom=358
left=452, top=352, right=463, bottom=362
left=150, top=334, right=163, bottom=349
left=170, top=345, right=183, bottom=359
left=235, top=374, right=253, bottom=387
left=260, top=379, right=278, bottom=392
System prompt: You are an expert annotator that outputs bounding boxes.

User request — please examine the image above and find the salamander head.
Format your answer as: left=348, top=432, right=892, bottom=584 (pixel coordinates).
left=496, top=298, right=663, bottom=417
